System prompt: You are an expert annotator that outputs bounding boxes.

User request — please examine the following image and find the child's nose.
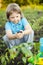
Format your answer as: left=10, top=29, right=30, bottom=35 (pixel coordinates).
left=14, top=17, right=17, bottom=20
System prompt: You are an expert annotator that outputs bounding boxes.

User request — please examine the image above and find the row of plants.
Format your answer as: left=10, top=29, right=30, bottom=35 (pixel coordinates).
left=0, top=42, right=40, bottom=65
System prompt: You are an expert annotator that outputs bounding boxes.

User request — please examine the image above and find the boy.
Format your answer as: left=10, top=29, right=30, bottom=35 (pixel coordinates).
left=3, top=3, right=34, bottom=49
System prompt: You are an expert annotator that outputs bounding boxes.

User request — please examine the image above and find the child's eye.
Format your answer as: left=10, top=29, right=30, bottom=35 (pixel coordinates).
left=11, top=17, right=14, bottom=18
left=16, top=16, right=18, bottom=17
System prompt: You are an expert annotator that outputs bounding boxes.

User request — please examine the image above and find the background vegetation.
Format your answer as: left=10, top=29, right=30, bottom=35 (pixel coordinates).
left=1, top=0, right=43, bottom=7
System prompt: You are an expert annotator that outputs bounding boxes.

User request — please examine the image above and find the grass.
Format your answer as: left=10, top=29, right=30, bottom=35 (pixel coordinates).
left=0, top=9, right=6, bottom=26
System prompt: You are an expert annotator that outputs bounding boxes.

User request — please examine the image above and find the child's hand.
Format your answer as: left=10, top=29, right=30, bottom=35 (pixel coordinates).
left=16, top=30, right=24, bottom=39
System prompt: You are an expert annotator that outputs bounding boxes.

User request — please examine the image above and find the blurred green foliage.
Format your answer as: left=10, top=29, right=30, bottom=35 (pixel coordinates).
left=2, top=0, right=43, bottom=7
left=0, top=9, right=6, bottom=26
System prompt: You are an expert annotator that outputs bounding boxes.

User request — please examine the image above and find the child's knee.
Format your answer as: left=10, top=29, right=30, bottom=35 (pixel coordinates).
left=27, top=30, right=34, bottom=43
left=30, top=30, right=34, bottom=38
left=3, top=35, right=8, bottom=42
left=23, top=35, right=29, bottom=42
left=31, top=30, right=34, bottom=35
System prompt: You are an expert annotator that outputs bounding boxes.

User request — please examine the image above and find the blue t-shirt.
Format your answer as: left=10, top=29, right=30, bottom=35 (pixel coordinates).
left=5, top=18, right=29, bottom=34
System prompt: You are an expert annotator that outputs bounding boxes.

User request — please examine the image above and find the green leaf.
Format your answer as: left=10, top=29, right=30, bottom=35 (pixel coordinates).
left=28, top=56, right=34, bottom=64
left=21, top=47, right=33, bottom=57
left=22, top=57, right=26, bottom=63
left=1, top=55, right=6, bottom=65
left=5, top=52, right=9, bottom=62
left=1, top=56, right=5, bottom=63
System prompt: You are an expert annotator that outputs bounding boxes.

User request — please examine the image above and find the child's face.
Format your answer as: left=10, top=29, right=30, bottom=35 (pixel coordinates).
left=9, top=11, right=21, bottom=23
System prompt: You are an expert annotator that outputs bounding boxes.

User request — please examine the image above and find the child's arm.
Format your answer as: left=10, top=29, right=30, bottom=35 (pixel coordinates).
left=22, top=23, right=33, bottom=35
left=6, top=30, right=24, bottom=39
left=16, top=23, right=33, bottom=39
left=21, top=18, right=33, bottom=35
left=6, top=30, right=20, bottom=39
left=5, top=23, right=32, bottom=39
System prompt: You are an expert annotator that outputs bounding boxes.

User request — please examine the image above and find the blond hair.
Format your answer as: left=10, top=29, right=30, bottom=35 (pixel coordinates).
left=6, top=3, right=24, bottom=19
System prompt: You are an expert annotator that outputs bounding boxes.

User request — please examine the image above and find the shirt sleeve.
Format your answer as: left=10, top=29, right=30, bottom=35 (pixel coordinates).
left=22, top=18, right=29, bottom=27
left=5, top=22, right=11, bottom=31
